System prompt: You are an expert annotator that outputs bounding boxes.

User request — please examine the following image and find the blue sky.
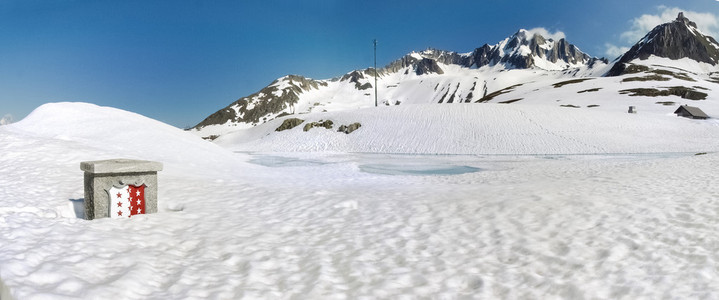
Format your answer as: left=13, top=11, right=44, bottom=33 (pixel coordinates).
left=1, top=0, right=718, bottom=128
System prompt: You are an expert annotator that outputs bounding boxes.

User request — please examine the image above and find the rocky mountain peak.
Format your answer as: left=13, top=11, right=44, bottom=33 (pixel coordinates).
left=478, top=29, right=591, bottom=70
left=379, top=50, right=461, bottom=76
left=606, top=12, right=719, bottom=76
left=503, top=29, right=548, bottom=54
left=675, top=12, right=697, bottom=28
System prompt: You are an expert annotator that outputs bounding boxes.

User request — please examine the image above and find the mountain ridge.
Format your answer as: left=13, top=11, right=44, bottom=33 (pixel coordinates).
left=191, top=13, right=719, bottom=140
left=192, top=29, right=604, bottom=135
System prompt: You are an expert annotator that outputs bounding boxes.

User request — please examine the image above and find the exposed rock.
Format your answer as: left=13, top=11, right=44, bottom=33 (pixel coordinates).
left=620, top=64, right=651, bottom=74
left=415, top=58, right=444, bottom=75
left=498, top=98, right=522, bottom=104
left=380, top=53, right=446, bottom=76
left=476, top=84, right=523, bottom=102
left=587, top=57, right=610, bottom=68
left=195, top=107, right=237, bottom=129
left=619, top=86, right=708, bottom=100
left=607, top=13, right=719, bottom=76
left=193, top=75, right=327, bottom=129
left=303, top=120, right=334, bottom=132
left=338, top=123, right=362, bottom=134
left=357, top=83, right=372, bottom=90
left=341, top=70, right=373, bottom=90
left=275, top=118, right=304, bottom=132
left=553, top=78, right=593, bottom=88
left=578, top=88, right=601, bottom=93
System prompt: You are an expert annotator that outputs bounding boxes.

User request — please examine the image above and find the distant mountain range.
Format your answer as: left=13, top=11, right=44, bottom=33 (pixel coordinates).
left=191, top=13, right=719, bottom=140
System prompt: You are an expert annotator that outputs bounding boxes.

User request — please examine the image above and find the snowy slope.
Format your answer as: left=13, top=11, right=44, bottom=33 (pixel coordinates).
left=216, top=103, right=719, bottom=154
left=2, top=102, right=719, bottom=299
left=191, top=62, right=612, bottom=140
left=214, top=54, right=719, bottom=155
left=212, top=55, right=719, bottom=155
left=475, top=57, right=718, bottom=106
left=6, top=102, right=246, bottom=177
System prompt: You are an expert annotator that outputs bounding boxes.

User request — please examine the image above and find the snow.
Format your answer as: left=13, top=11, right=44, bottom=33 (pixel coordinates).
left=638, top=55, right=719, bottom=74
left=3, top=102, right=719, bottom=299
left=219, top=103, right=719, bottom=154
left=409, top=52, right=424, bottom=60
left=517, top=45, right=532, bottom=56
left=271, top=78, right=295, bottom=96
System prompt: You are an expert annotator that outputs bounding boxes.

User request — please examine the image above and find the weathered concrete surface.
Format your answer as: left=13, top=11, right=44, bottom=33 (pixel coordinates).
left=81, top=159, right=163, bottom=174
left=81, top=159, right=162, bottom=220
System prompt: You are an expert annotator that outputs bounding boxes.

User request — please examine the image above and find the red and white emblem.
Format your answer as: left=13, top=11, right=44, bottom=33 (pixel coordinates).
left=108, top=185, right=146, bottom=218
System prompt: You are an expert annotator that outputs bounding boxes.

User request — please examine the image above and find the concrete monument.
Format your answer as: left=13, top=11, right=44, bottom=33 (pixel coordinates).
left=81, top=159, right=163, bottom=220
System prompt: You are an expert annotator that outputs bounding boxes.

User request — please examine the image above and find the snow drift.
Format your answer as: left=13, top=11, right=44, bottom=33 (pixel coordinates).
left=7, top=102, right=247, bottom=177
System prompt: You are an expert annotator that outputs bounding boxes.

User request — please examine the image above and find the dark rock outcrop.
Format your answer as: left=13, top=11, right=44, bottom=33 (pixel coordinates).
left=381, top=53, right=445, bottom=75
left=341, top=71, right=372, bottom=90
left=338, top=123, right=362, bottom=134
left=275, top=118, right=304, bottom=132
left=415, top=58, right=444, bottom=75
left=303, top=120, right=334, bottom=132
left=618, top=86, right=708, bottom=100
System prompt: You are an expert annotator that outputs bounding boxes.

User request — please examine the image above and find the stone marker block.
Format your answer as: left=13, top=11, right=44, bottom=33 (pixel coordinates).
left=81, top=159, right=163, bottom=220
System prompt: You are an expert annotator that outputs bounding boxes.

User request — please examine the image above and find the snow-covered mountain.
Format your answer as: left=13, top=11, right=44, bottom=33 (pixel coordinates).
left=607, top=12, right=719, bottom=76
left=468, top=29, right=599, bottom=70
left=191, top=13, right=718, bottom=140
left=191, top=29, right=606, bottom=139
left=380, top=29, right=602, bottom=72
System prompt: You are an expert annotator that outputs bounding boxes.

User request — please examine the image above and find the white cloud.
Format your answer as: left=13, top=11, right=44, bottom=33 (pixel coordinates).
left=0, top=114, right=13, bottom=126
left=526, top=27, right=566, bottom=41
left=604, top=43, right=630, bottom=59
left=620, top=7, right=719, bottom=43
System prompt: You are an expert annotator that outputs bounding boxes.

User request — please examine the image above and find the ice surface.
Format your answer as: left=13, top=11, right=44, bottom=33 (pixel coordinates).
left=248, top=153, right=483, bottom=176
left=2, top=103, right=719, bottom=299
left=358, top=163, right=480, bottom=176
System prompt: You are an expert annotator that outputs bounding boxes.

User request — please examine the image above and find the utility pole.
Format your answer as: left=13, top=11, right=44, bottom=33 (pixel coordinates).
left=373, top=39, right=378, bottom=107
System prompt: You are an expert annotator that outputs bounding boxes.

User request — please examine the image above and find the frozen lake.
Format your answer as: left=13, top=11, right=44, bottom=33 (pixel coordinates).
left=244, top=152, right=695, bottom=176
left=247, top=153, right=484, bottom=176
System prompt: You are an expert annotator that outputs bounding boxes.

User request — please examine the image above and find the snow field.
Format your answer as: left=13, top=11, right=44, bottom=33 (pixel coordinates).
left=1, top=102, right=719, bottom=298
left=217, top=103, right=719, bottom=155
